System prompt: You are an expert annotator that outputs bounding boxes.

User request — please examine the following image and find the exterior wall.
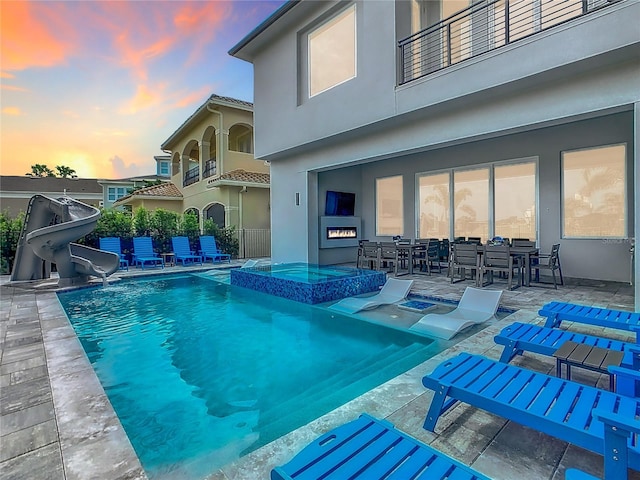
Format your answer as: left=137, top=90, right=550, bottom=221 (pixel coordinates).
left=130, top=199, right=182, bottom=213
left=240, top=189, right=271, bottom=230
left=250, top=0, right=638, bottom=160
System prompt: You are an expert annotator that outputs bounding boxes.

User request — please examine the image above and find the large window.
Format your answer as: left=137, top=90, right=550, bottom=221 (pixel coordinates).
left=494, top=162, right=536, bottom=241
left=418, top=172, right=449, bottom=239
left=376, top=175, right=403, bottom=236
left=562, top=144, right=626, bottom=238
left=417, top=159, right=537, bottom=242
left=454, top=168, right=489, bottom=242
left=308, top=5, right=356, bottom=97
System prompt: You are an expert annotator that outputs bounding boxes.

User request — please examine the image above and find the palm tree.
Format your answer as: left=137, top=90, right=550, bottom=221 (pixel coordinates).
left=55, top=165, right=76, bottom=178
left=28, top=164, right=55, bottom=177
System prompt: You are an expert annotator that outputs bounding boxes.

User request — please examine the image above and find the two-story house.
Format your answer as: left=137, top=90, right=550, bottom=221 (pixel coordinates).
left=231, top=0, right=638, bottom=301
left=124, top=94, right=270, bottom=232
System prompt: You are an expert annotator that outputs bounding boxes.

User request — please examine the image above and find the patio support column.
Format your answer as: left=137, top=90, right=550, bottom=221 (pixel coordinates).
left=634, top=102, right=639, bottom=311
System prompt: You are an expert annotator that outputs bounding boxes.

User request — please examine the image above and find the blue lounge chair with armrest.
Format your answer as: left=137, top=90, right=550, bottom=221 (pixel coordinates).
left=99, top=237, right=129, bottom=270
left=540, top=301, right=640, bottom=341
left=171, top=236, right=203, bottom=266
left=198, top=235, right=231, bottom=263
left=422, top=353, right=640, bottom=479
left=132, top=236, right=164, bottom=269
left=271, top=413, right=490, bottom=480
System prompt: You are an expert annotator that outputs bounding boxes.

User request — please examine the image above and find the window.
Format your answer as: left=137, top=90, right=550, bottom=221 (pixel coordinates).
left=562, top=144, right=626, bottom=238
left=418, top=172, right=450, bottom=239
left=308, top=5, right=356, bottom=97
left=494, top=162, right=536, bottom=241
left=159, top=162, right=170, bottom=176
left=107, top=186, right=127, bottom=202
left=454, top=168, right=489, bottom=242
left=229, top=125, right=253, bottom=153
left=417, top=159, right=537, bottom=242
left=376, top=175, right=403, bottom=236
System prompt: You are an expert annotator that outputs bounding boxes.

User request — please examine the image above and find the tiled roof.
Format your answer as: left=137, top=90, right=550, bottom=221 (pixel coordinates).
left=115, top=182, right=183, bottom=204
left=209, top=169, right=270, bottom=185
left=209, top=94, right=253, bottom=109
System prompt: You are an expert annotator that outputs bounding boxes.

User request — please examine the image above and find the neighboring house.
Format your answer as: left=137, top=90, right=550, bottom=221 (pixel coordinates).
left=230, top=0, right=639, bottom=295
left=137, top=93, right=271, bottom=231
left=98, top=175, right=169, bottom=209
left=155, top=155, right=171, bottom=178
left=0, top=176, right=102, bottom=216
left=111, top=182, right=183, bottom=212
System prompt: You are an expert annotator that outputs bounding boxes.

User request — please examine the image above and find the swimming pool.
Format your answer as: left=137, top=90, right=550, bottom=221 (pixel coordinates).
left=57, top=273, right=437, bottom=479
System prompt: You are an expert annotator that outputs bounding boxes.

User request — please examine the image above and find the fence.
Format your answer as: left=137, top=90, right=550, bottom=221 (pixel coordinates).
left=235, top=229, right=271, bottom=259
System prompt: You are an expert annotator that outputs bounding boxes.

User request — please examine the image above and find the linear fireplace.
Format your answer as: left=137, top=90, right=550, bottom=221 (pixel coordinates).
left=319, top=216, right=361, bottom=248
left=327, top=226, right=357, bottom=239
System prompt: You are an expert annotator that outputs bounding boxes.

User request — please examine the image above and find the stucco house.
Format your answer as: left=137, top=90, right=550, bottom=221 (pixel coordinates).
left=125, top=93, right=271, bottom=233
left=230, top=0, right=639, bottom=304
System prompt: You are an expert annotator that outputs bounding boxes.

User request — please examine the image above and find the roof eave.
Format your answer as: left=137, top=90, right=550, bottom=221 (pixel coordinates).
left=228, top=0, right=300, bottom=62
left=206, top=179, right=270, bottom=189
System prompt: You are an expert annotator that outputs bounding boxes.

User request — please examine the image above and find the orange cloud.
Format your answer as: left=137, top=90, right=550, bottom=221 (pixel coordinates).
left=119, top=83, right=166, bottom=115
left=0, top=1, right=74, bottom=71
left=2, top=107, right=23, bottom=116
left=1, top=84, right=28, bottom=92
left=1, top=72, right=15, bottom=79
left=174, top=86, right=213, bottom=108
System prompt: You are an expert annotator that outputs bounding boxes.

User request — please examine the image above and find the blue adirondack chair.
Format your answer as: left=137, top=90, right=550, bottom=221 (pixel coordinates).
left=132, top=237, right=164, bottom=269
left=171, top=236, right=203, bottom=266
left=540, top=301, right=640, bottom=341
left=422, top=353, right=640, bottom=480
left=271, top=413, right=490, bottom=480
left=199, top=236, right=231, bottom=263
left=99, top=237, right=128, bottom=270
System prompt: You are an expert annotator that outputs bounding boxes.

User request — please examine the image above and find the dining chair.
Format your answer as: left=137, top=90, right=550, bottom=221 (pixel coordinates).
left=450, top=243, right=481, bottom=285
left=531, top=243, right=564, bottom=289
left=467, top=237, right=482, bottom=245
left=481, top=244, right=522, bottom=290
left=379, top=242, right=400, bottom=274
left=359, top=241, right=380, bottom=270
left=512, top=239, right=536, bottom=247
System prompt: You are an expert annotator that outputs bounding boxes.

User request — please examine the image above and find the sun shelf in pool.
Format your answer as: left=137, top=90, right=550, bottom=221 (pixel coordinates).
left=230, top=263, right=387, bottom=304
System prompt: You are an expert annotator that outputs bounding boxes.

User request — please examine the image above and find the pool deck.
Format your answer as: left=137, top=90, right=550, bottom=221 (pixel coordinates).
left=1, top=262, right=638, bottom=480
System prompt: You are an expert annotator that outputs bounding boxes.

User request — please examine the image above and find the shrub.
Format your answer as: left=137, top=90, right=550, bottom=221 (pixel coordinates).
left=150, top=209, right=179, bottom=253
left=0, top=210, right=25, bottom=274
left=203, top=219, right=239, bottom=258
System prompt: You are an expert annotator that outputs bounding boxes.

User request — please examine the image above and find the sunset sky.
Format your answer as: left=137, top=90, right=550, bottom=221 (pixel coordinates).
left=0, top=0, right=285, bottom=179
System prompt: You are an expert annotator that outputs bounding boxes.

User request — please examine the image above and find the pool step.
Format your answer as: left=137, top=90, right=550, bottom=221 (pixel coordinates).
left=252, top=342, right=429, bottom=449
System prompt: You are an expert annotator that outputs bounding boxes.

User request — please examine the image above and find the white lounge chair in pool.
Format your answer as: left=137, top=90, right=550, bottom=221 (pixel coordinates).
left=328, top=278, right=414, bottom=314
left=410, top=286, right=502, bottom=340
left=241, top=259, right=260, bottom=268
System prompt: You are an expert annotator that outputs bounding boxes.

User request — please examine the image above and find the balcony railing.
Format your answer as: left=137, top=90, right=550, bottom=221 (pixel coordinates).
left=183, top=165, right=199, bottom=187
left=398, top=0, right=618, bottom=85
left=203, top=159, right=217, bottom=179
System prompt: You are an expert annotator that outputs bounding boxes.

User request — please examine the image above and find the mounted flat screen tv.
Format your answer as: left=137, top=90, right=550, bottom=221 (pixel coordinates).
left=325, top=191, right=355, bottom=216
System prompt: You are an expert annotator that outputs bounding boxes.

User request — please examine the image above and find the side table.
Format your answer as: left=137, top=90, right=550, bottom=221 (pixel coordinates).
left=160, top=252, right=175, bottom=267
left=553, top=340, right=624, bottom=391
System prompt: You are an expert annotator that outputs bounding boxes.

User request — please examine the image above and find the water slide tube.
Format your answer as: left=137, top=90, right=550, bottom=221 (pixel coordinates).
left=10, top=195, right=119, bottom=287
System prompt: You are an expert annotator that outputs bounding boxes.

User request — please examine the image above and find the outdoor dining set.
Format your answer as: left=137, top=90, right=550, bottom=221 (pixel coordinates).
left=356, top=237, right=563, bottom=290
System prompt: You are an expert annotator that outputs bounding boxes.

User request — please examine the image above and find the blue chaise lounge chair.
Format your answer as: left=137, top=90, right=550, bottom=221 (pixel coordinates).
left=422, top=352, right=640, bottom=479
left=271, top=413, right=490, bottom=480
left=199, top=235, right=231, bottom=263
left=495, top=321, right=637, bottom=365
left=540, top=301, right=640, bottom=341
left=171, top=236, right=203, bottom=266
left=132, top=237, right=164, bottom=269
left=99, top=237, right=129, bottom=270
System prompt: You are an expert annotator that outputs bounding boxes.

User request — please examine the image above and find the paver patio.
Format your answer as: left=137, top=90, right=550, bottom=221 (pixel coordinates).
left=1, top=263, right=638, bottom=479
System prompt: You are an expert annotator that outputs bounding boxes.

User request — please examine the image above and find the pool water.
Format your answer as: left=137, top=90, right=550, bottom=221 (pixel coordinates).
left=57, top=274, right=436, bottom=479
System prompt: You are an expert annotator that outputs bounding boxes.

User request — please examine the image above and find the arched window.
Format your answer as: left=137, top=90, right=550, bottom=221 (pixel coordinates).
left=205, top=203, right=225, bottom=228
left=229, top=125, right=253, bottom=154
left=184, top=208, right=199, bottom=223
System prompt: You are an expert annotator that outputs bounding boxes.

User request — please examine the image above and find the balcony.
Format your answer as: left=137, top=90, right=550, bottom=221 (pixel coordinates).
left=398, top=0, right=620, bottom=85
left=183, top=166, right=199, bottom=187
left=203, top=159, right=217, bottom=179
